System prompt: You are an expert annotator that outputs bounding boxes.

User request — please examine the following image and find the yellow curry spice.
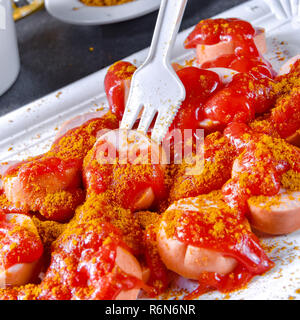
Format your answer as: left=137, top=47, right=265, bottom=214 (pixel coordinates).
left=80, top=0, right=133, bottom=6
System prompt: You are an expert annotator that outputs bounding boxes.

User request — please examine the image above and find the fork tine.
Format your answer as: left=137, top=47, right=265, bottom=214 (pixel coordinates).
left=120, top=101, right=143, bottom=130
left=151, top=104, right=180, bottom=143
left=137, top=107, right=157, bottom=134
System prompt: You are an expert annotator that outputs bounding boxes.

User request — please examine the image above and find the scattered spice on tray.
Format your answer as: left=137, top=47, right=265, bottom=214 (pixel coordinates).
left=80, top=0, right=134, bottom=6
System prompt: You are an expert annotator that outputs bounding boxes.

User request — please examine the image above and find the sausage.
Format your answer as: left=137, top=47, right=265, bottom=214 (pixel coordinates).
left=114, top=246, right=143, bottom=300
left=158, top=225, right=237, bottom=280
left=157, top=197, right=240, bottom=280
left=133, top=187, right=156, bottom=212
left=0, top=161, right=20, bottom=190
left=0, top=214, right=43, bottom=288
left=3, top=162, right=80, bottom=213
left=278, top=55, right=300, bottom=76
left=286, top=130, right=300, bottom=148
left=86, top=129, right=167, bottom=211
left=0, top=261, right=41, bottom=288
left=54, top=110, right=110, bottom=141
left=198, top=67, right=238, bottom=129
left=248, top=188, right=300, bottom=235
left=196, top=28, right=267, bottom=65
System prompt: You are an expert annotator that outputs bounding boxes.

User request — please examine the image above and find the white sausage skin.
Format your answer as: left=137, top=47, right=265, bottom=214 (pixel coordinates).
left=248, top=189, right=300, bottom=235
left=157, top=224, right=237, bottom=280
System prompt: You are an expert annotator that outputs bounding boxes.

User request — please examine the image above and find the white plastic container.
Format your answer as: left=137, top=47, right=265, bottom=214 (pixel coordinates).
left=0, top=0, right=20, bottom=96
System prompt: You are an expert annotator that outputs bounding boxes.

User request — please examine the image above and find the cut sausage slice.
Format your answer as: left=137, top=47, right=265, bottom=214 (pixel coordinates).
left=198, top=68, right=238, bottom=129
left=157, top=196, right=242, bottom=280
left=134, top=187, right=156, bottom=212
left=158, top=225, right=237, bottom=280
left=278, top=55, right=300, bottom=76
left=54, top=110, right=110, bottom=141
left=286, top=130, right=300, bottom=148
left=0, top=161, right=20, bottom=190
left=0, top=261, right=41, bottom=288
left=114, top=246, right=143, bottom=300
left=248, top=189, right=300, bottom=235
left=89, top=129, right=167, bottom=211
left=0, top=214, right=43, bottom=288
left=3, top=163, right=80, bottom=213
left=196, top=28, right=267, bottom=65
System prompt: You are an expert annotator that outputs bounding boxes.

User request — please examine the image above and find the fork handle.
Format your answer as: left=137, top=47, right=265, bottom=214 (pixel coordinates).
left=145, top=0, right=188, bottom=66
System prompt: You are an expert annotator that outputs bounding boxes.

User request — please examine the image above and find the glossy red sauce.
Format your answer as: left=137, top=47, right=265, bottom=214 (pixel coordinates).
left=36, top=222, right=141, bottom=300
left=104, top=61, right=137, bottom=121
left=169, top=67, right=222, bottom=131
left=174, top=209, right=273, bottom=275
left=222, top=122, right=300, bottom=214
left=6, top=157, right=81, bottom=185
left=185, top=18, right=275, bottom=75
left=183, top=265, right=255, bottom=299
left=203, top=71, right=275, bottom=128
left=143, top=225, right=169, bottom=297
left=0, top=216, right=43, bottom=269
left=185, top=18, right=257, bottom=53
left=83, top=138, right=167, bottom=210
left=202, top=55, right=274, bottom=77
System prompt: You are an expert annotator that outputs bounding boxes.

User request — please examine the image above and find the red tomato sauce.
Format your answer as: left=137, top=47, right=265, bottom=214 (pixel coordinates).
left=185, top=18, right=258, bottom=52
left=83, top=137, right=167, bottom=211
left=170, top=67, right=222, bottom=131
left=168, top=199, right=274, bottom=293
left=185, top=18, right=275, bottom=75
left=36, top=222, right=141, bottom=300
left=104, top=61, right=137, bottom=121
left=203, top=71, right=275, bottom=128
left=222, top=122, right=300, bottom=214
left=0, top=217, right=43, bottom=269
left=143, top=225, right=169, bottom=297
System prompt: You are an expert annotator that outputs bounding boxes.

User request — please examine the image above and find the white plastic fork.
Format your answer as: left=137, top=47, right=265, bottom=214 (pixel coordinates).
left=120, top=0, right=187, bottom=144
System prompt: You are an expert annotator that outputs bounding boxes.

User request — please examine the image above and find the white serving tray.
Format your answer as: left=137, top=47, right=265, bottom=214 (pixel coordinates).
left=1, top=0, right=300, bottom=300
